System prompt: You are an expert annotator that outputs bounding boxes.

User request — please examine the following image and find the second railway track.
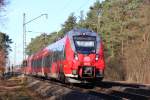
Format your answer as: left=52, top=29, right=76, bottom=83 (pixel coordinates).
left=25, top=75, right=150, bottom=100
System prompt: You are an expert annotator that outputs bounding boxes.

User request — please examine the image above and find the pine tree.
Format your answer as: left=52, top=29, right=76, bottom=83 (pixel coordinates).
left=0, top=32, right=12, bottom=73
left=62, top=13, right=77, bottom=33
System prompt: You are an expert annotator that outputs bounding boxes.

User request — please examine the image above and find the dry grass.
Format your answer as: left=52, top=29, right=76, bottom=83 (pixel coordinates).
left=104, top=56, right=126, bottom=81
left=0, top=76, right=40, bottom=100
left=123, top=40, right=150, bottom=84
left=123, top=3, right=150, bottom=84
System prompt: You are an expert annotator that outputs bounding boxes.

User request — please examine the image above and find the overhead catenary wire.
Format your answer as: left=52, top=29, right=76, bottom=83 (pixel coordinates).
left=61, top=0, right=73, bottom=10
left=59, top=0, right=91, bottom=18
left=75, top=0, right=90, bottom=13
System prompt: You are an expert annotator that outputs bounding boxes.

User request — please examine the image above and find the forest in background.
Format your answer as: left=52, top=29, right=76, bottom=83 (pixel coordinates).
left=26, top=0, right=150, bottom=84
left=0, top=0, right=12, bottom=75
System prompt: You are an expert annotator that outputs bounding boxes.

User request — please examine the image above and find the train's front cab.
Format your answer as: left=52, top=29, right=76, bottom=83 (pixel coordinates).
left=64, top=29, right=105, bottom=83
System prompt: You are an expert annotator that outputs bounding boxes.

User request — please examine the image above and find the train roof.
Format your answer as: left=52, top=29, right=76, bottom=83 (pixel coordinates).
left=28, top=28, right=100, bottom=58
left=43, top=28, right=99, bottom=51
left=44, top=36, right=66, bottom=51
left=67, top=28, right=98, bottom=37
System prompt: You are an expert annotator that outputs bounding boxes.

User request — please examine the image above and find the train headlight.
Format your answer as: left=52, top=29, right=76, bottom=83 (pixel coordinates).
left=75, top=55, right=78, bottom=60
left=74, top=53, right=78, bottom=60
left=95, top=54, right=99, bottom=61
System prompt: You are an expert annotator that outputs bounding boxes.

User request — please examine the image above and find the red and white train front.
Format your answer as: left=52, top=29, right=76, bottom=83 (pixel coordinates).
left=63, top=29, right=105, bottom=83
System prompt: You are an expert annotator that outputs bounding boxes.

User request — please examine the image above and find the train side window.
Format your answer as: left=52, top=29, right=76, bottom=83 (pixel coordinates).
left=55, top=52, right=57, bottom=61
left=53, top=52, right=55, bottom=62
left=34, top=60, right=36, bottom=68
left=51, top=52, right=54, bottom=62
left=32, top=60, right=33, bottom=67
left=36, top=59, right=38, bottom=68
left=38, top=59, right=40, bottom=68
left=36, top=60, right=38, bottom=68
left=38, top=59, right=41, bottom=67
left=35, top=60, right=37, bottom=68
left=45, top=55, right=48, bottom=67
left=38, top=59, right=40, bottom=67
left=42, top=57, right=45, bottom=67
left=39, top=59, right=41, bottom=67
left=56, top=52, right=59, bottom=61
left=45, top=56, right=47, bottom=67
left=32, top=60, right=34, bottom=68
left=49, top=54, right=52, bottom=68
left=38, top=59, right=39, bottom=67
left=39, top=59, right=41, bottom=68
left=31, top=60, right=33, bottom=67
left=34, top=60, right=35, bottom=68
left=47, top=55, right=50, bottom=67
left=63, top=46, right=66, bottom=59
left=41, top=57, right=44, bottom=67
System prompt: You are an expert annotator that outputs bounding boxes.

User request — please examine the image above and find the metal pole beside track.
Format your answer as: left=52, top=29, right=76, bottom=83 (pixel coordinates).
left=22, top=13, right=48, bottom=61
left=23, top=13, right=26, bottom=60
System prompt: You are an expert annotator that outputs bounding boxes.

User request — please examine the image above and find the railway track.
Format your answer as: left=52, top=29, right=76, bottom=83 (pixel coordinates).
left=97, top=81, right=150, bottom=89
left=27, top=76, right=122, bottom=100
left=94, top=87, right=150, bottom=100
left=94, top=81, right=150, bottom=100
left=25, top=75, right=150, bottom=100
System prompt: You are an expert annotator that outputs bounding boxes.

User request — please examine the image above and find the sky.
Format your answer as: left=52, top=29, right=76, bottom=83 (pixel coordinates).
left=0, top=0, right=104, bottom=66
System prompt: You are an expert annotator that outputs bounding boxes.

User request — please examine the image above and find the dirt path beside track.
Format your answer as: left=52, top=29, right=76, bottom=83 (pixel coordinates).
left=0, top=76, right=42, bottom=100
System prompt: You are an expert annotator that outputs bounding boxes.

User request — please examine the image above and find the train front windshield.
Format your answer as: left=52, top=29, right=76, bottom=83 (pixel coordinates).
left=73, top=36, right=96, bottom=54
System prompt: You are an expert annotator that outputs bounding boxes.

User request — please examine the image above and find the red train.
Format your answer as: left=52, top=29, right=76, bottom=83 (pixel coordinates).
left=23, top=28, right=105, bottom=83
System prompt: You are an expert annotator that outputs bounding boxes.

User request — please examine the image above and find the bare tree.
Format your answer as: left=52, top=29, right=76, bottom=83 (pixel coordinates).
left=0, top=0, right=5, bottom=8
left=0, top=0, right=7, bottom=27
